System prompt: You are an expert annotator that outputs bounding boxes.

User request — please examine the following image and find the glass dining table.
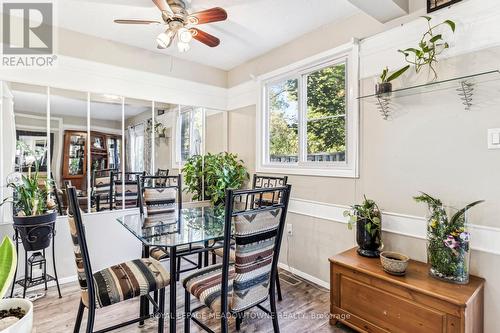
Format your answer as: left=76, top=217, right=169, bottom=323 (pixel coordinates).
left=116, top=205, right=226, bottom=333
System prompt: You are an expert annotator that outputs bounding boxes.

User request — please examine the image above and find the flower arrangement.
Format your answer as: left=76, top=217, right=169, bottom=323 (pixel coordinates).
left=414, top=192, right=483, bottom=283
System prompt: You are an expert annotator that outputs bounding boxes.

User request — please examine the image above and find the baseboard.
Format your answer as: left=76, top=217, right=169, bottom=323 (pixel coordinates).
left=278, top=262, right=330, bottom=290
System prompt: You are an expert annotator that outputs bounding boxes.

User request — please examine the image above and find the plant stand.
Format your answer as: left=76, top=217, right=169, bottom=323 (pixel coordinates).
left=10, top=222, right=62, bottom=299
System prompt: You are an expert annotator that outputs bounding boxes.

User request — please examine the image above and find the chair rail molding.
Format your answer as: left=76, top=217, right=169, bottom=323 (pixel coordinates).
left=288, top=197, right=500, bottom=256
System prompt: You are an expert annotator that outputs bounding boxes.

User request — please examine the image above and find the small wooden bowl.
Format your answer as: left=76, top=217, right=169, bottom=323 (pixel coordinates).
left=380, top=251, right=409, bottom=276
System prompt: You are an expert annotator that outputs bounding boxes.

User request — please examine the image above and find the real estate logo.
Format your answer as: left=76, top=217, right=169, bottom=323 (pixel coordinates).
left=2, top=1, right=57, bottom=67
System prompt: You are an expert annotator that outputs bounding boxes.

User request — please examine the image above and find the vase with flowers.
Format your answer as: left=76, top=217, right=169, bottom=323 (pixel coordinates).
left=414, top=192, right=483, bottom=284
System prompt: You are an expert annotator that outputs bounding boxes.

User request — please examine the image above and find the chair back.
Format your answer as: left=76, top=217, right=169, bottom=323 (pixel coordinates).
left=66, top=185, right=96, bottom=308
left=252, top=175, right=288, bottom=205
left=92, top=168, right=116, bottom=210
left=112, top=173, right=141, bottom=209
left=139, top=175, right=182, bottom=221
left=220, top=185, right=291, bottom=314
left=155, top=169, right=170, bottom=186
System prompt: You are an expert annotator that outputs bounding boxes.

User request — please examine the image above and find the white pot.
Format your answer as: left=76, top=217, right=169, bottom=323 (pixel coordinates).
left=0, top=298, right=33, bottom=333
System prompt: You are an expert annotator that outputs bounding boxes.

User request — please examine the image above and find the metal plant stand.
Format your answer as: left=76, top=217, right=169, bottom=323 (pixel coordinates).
left=10, top=221, right=62, bottom=299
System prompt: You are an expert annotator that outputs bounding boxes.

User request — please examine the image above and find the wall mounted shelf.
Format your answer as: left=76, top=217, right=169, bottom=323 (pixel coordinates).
left=358, top=70, right=500, bottom=120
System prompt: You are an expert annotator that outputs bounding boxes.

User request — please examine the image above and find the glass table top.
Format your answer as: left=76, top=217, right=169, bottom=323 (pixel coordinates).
left=116, top=206, right=226, bottom=248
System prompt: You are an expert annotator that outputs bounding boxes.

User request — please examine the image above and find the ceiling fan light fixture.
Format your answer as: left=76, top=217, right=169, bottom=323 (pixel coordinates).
left=177, top=41, right=190, bottom=53
left=157, top=30, right=175, bottom=48
left=178, top=27, right=193, bottom=43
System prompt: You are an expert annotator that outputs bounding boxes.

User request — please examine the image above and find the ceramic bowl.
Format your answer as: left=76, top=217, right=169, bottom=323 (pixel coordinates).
left=380, top=251, right=409, bottom=276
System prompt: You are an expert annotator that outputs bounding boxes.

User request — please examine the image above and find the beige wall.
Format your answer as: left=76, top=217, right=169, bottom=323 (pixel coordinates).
left=226, top=42, right=500, bottom=333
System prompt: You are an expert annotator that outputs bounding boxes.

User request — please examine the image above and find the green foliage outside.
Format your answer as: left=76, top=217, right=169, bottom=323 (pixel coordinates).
left=268, top=64, right=347, bottom=160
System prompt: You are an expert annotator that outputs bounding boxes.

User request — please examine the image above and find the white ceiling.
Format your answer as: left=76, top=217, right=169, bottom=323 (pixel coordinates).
left=56, top=0, right=360, bottom=70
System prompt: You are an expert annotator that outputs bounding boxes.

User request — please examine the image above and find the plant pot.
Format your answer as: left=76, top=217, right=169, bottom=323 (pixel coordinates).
left=375, top=82, right=392, bottom=95
left=356, top=218, right=381, bottom=258
left=13, top=211, right=57, bottom=252
left=0, top=298, right=33, bottom=333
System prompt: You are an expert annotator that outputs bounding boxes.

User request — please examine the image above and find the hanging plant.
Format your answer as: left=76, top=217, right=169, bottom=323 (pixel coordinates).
left=398, top=16, right=456, bottom=80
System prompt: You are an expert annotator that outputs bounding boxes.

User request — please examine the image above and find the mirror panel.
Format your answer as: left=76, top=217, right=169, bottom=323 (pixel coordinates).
left=154, top=102, right=177, bottom=176
left=51, top=87, right=89, bottom=214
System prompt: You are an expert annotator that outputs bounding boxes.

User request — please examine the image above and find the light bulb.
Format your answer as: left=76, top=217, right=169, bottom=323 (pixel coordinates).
left=177, top=41, right=190, bottom=53
left=157, top=30, right=174, bottom=48
left=178, top=27, right=193, bottom=43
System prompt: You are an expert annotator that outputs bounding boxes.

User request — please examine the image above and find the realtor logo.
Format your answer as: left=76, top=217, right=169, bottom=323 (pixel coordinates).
left=2, top=2, right=56, bottom=67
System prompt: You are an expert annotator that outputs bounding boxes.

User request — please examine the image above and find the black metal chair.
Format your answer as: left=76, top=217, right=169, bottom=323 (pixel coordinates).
left=183, top=185, right=292, bottom=333
left=140, top=175, right=204, bottom=280
left=212, top=174, right=289, bottom=301
left=111, top=171, right=143, bottom=210
left=66, top=186, right=169, bottom=333
left=92, top=168, right=116, bottom=212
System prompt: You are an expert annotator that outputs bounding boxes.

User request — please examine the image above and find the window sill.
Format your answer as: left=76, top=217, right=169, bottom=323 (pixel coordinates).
left=256, top=165, right=358, bottom=178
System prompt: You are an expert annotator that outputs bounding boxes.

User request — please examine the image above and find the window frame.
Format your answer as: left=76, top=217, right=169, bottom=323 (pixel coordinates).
left=257, top=41, right=359, bottom=178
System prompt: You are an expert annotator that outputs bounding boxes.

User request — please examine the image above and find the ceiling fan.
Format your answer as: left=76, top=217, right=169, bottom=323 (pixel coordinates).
left=114, top=0, right=227, bottom=53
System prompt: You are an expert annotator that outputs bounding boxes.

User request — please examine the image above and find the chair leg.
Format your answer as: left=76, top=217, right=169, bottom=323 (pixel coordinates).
left=73, top=300, right=85, bottom=333
left=236, top=311, right=245, bottom=331
left=184, top=290, right=191, bottom=333
left=158, top=288, right=165, bottom=333
left=85, top=306, right=95, bottom=333
left=269, top=280, right=280, bottom=333
left=276, top=273, right=283, bottom=301
left=211, top=252, right=217, bottom=265
left=176, top=256, right=181, bottom=281
left=197, top=252, right=203, bottom=269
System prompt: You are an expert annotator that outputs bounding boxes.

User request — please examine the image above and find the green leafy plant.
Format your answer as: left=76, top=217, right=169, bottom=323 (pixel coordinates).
left=1, top=142, right=55, bottom=216
left=398, top=16, right=456, bottom=80
left=182, top=152, right=249, bottom=205
left=414, top=192, right=483, bottom=282
left=379, top=65, right=410, bottom=83
left=0, top=236, right=17, bottom=299
left=343, top=196, right=381, bottom=236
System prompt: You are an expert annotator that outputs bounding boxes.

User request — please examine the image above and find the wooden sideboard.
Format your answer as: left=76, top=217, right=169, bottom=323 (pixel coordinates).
left=329, top=248, right=484, bottom=333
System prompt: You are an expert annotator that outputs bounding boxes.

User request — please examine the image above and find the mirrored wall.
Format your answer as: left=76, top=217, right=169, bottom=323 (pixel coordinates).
left=0, top=81, right=227, bottom=221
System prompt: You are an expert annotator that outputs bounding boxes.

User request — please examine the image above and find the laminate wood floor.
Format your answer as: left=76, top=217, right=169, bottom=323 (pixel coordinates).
left=32, top=270, right=354, bottom=333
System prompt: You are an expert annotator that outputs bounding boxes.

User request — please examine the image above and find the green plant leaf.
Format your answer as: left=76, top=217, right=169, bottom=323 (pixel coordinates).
left=429, top=34, right=443, bottom=43
left=386, top=65, right=410, bottom=82
left=450, top=200, right=484, bottom=226
left=0, top=236, right=16, bottom=299
left=444, top=20, right=456, bottom=32
left=421, top=16, right=432, bottom=21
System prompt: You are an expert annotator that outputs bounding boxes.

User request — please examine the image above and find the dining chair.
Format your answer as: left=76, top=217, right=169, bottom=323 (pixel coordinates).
left=155, top=168, right=169, bottom=186
left=92, top=168, right=116, bottom=212
left=66, top=186, right=169, bottom=333
left=183, top=185, right=292, bottom=333
left=140, top=175, right=204, bottom=280
left=111, top=172, right=142, bottom=210
left=211, top=174, right=289, bottom=301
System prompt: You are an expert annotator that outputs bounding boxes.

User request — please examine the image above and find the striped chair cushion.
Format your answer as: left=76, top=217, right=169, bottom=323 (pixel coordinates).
left=94, top=176, right=111, bottom=196
left=212, top=240, right=236, bottom=262
left=150, top=243, right=205, bottom=261
left=68, top=214, right=169, bottom=309
left=231, top=208, right=282, bottom=312
left=144, top=187, right=177, bottom=216
left=86, top=258, right=169, bottom=308
left=115, top=182, right=139, bottom=208
left=183, top=264, right=235, bottom=312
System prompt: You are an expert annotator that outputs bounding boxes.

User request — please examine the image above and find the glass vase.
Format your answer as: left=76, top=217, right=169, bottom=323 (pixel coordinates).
left=426, top=207, right=471, bottom=284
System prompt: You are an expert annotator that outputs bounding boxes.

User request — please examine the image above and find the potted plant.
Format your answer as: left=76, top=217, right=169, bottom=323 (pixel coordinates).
left=0, top=236, right=33, bottom=333
left=414, top=192, right=483, bottom=284
left=376, top=65, right=410, bottom=95
left=183, top=152, right=249, bottom=206
left=1, top=143, right=57, bottom=252
left=344, top=196, right=382, bottom=258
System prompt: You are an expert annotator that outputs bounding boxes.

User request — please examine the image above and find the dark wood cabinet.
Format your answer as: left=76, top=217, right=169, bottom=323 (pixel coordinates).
left=329, top=248, right=484, bottom=333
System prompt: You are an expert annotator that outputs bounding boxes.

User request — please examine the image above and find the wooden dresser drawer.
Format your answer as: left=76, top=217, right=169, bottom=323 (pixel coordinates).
left=340, top=276, right=446, bottom=333
left=329, top=248, right=485, bottom=333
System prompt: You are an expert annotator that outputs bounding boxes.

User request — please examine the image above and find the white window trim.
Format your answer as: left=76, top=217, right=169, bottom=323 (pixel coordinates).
left=256, top=39, right=359, bottom=178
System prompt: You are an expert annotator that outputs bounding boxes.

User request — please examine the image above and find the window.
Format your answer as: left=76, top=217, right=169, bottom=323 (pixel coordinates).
left=259, top=43, right=359, bottom=177
left=176, top=107, right=203, bottom=164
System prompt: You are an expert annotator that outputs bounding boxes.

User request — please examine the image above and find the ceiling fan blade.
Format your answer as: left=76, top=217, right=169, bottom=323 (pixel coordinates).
left=114, top=19, right=161, bottom=25
left=152, top=0, right=173, bottom=15
left=190, top=28, right=220, bottom=47
left=187, top=7, right=227, bottom=25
